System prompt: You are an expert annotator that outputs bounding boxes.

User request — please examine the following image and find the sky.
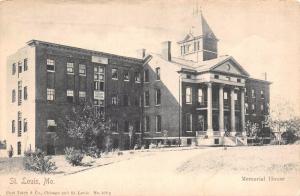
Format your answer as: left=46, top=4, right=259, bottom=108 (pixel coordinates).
left=0, top=0, right=299, bottom=136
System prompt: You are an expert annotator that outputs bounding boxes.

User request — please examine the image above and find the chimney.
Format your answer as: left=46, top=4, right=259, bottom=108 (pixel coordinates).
left=137, top=49, right=146, bottom=59
left=161, top=41, right=171, bottom=61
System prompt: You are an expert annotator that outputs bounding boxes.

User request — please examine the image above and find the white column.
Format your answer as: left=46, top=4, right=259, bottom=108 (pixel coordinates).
left=241, top=88, right=246, bottom=136
left=219, top=85, right=224, bottom=136
left=230, top=87, right=236, bottom=135
left=207, top=83, right=213, bottom=136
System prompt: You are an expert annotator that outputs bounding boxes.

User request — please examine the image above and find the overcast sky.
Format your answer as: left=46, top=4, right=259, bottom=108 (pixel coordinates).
left=0, top=0, right=299, bottom=134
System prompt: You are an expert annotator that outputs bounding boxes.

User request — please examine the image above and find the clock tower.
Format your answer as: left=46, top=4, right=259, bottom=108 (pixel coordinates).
left=177, top=11, right=218, bottom=62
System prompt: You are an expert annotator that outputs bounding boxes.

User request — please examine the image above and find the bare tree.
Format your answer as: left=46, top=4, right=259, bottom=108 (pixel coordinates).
left=264, top=100, right=297, bottom=145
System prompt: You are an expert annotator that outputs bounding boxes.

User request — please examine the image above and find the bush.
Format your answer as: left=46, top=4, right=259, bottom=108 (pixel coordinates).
left=8, top=145, right=13, bottom=158
left=64, top=147, right=84, bottom=166
left=149, top=143, right=156, bottom=149
left=84, top=145, right=101, bottom=158
left=23, top=149, right=57, bottom=173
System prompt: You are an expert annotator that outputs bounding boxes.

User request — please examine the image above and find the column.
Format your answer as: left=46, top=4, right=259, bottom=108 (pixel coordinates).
left=241, top=88, right=246, bottom=136
left=230, top=87, right=236, bottom=135
left=219, top=85, right=224, bottom=136
left=206, top=82, right=213, bottom=136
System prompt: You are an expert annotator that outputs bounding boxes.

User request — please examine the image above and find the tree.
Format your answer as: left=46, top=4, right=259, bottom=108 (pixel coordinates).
left=58, top=101, right=112, bottom=153
left=281, top=117, right=300, bottom=144
left=245, top=120, right=259, bottom=138
left=264, top=100, right=297, bottom=145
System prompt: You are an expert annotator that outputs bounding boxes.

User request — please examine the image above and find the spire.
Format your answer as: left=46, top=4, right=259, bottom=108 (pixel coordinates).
left=188, top=11, right=217, bottom=40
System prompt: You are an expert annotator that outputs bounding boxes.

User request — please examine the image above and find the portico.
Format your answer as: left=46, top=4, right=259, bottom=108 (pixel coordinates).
left=197, top=81, right=246, bottom=138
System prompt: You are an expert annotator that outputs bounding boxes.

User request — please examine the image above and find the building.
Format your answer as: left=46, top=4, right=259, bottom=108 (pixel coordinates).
left=142, top=12, right=271, bottom=146
left=6, top=12, right=271, bottom=156
left=6, top=40, right=151, bottom=156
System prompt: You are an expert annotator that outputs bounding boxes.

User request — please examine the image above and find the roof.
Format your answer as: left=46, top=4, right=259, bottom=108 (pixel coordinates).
left=152, top=53, right=251, bottom=77
left=178, top=13, right=218, bottom=44
left=27, top=40, right=144, bottom=64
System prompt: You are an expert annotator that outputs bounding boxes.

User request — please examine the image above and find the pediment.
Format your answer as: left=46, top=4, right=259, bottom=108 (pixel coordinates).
left=212, top=58, right=249, bottom=77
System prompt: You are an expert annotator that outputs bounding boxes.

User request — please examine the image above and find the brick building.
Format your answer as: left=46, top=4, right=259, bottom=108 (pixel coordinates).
left=142, top=12, right=271, bottom=146
left=6, top=40, right=151, bottom=155
left=6, top=12, right=271, bottom=156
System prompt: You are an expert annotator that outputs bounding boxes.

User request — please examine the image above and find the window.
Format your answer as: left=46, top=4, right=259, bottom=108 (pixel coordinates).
left=123, top=70, right=130, bottom=81
left=134, top=71, right=141, bottom=83
left=23, top=119, right=28, bottom=132
left=198, top=89, right=203, bottom=104
left=17, top=142, right=21, bottom=155
left=144, top=116, right=150, bottom=132
left=214, top=75, right=219, bottom=79
left=156, top=67, right=160, bottom=80
left=18, top=62, right=22, bottom=74
left=12, top=120, right=15, bottom=133
left=94, top=65, right=104, bottom=81
left=134, top=96, right=139, bottom=106
left=124, top=121, right=129, bottom=132
left=186, top=113, right=192, bottom=132
left=112, top=96, right=118, bottom=105
left=123, top=94, right=129, bottom=106
left=245, top=103, right=249, bottom=114
left=244, top=88, right=248, bottom=97
left=252, top=89, right=256, bottom=98
left=12, top=63, right=16, bottom=75
left=186, top=87, right=192, bottom=104
left=18, top=81, right=22, bottom=106
left=112, top=68, right=118, bottom=80
left=67, top=62, right=74, bottom=74
left=144, top=91, right=150, bottom=106
left=251, top=104, right=255, bottom=113
left=47, top=59, right=55, bottom=72
left=261, top=90, right=264, bottom=99
left=94, top=81, right=104, bottom=91
left=47, top=120, right=57, bottom=132
left=156, top=115, right=161, bottom=133
left=79, top=91, right=86, bottom=102
left=67, top=90, right=74, bottom=103
left=144, top=69, right=149, bottom=82
left=186, top=74, right=191, bottom=79
left=18, top=112, right=22, bottom=137
left=24, top=59, right=28, bottom=71
left=155, top=89, right=161, bottom=105
left=135, top=120, right=140, bottom=132
left=197, top=115, right=204, bottom=131
left=224, top=92, right=228, bottom=100
left=12, top=90, right=16, bottom=103
left=94, top=99, right=104, bottom=106
left=112, top=121, right=119, bottom=132
left=234, top=92, right=238, bottom=101
left=237, top=78, right=241, bottom=83
left=47, top=89, right=55, bottom=101
left=261, top=104, right=264, bottom=111
left=24, top=86, right=28, bottom=100
left=79, top=64, right=86, bottom=76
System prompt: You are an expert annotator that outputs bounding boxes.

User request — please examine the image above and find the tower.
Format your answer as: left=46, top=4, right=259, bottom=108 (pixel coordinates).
left=177, top=10, right=218, bottom=62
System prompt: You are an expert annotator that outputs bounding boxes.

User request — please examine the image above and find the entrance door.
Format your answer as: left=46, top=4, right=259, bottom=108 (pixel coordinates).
left=224, top=115, right=230, bottom=132
left=213, top=115, right=219, bottom=131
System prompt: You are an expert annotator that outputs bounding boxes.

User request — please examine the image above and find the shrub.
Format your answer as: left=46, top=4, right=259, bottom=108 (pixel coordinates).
left=8, top=145, right=13, bottom=158
left=84, top=145, right=101, bottom=158
left=64, top=147, right=84, bottom=166
left=149, top=143, right=156, bottom=149
left=23, top=149, right=57, bottom=173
